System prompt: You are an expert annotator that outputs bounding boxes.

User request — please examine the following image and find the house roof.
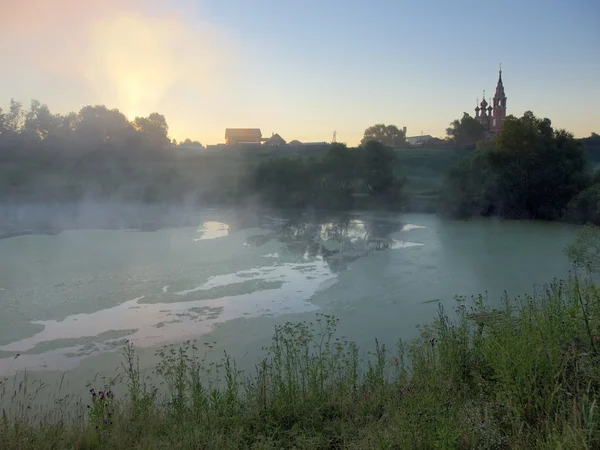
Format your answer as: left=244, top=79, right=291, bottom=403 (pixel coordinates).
left=225, top=128, right=262, bottom=139
left=264, top=133, right=286, bottom=145
left=406, top=135, right=433, bottom=144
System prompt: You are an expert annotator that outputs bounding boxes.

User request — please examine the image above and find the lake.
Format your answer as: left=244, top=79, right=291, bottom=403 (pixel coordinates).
left=0, top=207, right=579, bottom=393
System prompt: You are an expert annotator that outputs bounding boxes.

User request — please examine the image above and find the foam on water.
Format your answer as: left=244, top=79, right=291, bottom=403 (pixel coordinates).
left=0, top=259, right=333, bottom=374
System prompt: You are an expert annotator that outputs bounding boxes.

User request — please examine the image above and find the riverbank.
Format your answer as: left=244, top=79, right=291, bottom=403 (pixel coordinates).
left=2, top=275, right=599, bottom=449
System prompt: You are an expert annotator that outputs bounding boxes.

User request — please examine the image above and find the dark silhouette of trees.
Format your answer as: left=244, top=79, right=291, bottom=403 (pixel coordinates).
left=248, top=140, right=405, bottom=210
left=446, top=113, right=486, bottom=148
left=440, top=111, right=588, bottom=220
left=361, top=140, right=404, bottom=196
left=361, top=124, right=405, bottom=147
left=133, top=113, right=170, bottom=148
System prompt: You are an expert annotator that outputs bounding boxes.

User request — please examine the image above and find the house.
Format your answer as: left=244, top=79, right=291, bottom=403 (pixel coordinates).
left=406, top=135, right=433, bottom=147
left=225, top=128, right=262, bottom=145
left=263, top=133, right=286, bottom=146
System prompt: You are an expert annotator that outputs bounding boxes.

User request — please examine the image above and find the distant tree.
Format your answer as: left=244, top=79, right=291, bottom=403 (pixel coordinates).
left=133, top=113, right=170, bottom=148
left=0, top=107, right=5, bottom=135
left=5, top=99, right=24, bottom=133
left=361, top=140, right=404, bottom=195
left=441, top=111, right=588, bottom=220
left=178, top=138, right=203, bottom=148
left=55, top=112, right=77, bottom=138
left=322, top=143, right=358, bottom=194
left=361, top=124, right=405, bottom=147
left=476, top=137, right=496, bottom=150
left=23, top=100, right=59, bottom=141
left=446, top=113, right=486, bottom=148
left=74, top=105, right=137, bottom=150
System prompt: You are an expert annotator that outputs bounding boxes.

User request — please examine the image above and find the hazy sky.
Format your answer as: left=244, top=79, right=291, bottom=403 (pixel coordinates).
left=1, top=0, right=598, bottom=145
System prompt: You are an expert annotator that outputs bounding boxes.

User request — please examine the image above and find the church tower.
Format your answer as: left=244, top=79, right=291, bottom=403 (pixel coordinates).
left=491, top=66, right=507, bottom=133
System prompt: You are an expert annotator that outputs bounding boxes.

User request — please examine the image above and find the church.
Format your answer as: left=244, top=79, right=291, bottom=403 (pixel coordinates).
left=475, top=67, right=507, bottom=135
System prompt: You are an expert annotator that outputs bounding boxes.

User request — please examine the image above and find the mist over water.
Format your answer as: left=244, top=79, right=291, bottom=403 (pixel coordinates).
left=0, top=205, right=578, bottom=378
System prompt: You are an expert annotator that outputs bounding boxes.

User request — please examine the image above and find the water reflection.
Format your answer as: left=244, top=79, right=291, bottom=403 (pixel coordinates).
left=195, top=221, right=230, bottom=240
left=0, top=212, right=427, bottom=376
left=266, top=215, right=425, bottom=273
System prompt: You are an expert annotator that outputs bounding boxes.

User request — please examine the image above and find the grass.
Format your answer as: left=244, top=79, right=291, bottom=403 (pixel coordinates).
left=2, top=276, right=600, bottom=449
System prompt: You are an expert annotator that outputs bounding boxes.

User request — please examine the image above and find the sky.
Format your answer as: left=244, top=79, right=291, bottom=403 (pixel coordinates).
left=0, top=0, right=599, bottom=145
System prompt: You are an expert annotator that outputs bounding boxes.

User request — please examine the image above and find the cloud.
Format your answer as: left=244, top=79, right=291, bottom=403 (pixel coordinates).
left=0, top=0, right=234, bottom=119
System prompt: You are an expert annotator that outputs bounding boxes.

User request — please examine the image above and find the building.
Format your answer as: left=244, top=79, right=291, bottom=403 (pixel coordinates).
left=225, top=128, right=262, bottom=145
left=263, top=133, right=286, bottom=146
left=475, top=68, right=507, bottom=134
left=406, top=135, right=434, bottom=147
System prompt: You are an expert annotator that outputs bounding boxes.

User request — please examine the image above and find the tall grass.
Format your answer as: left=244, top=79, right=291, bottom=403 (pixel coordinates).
left=1, top=277, right=600, bottom=449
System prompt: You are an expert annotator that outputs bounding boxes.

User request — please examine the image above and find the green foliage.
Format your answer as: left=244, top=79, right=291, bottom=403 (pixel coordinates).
left=566, top=185, right=600, bottom=225
left=361, top=123, right=406, bottom=147
left=361, top=140, right=404, bottom=198
left=446, top=112, right=486, bottom=148
left=133, top=113, right=170, bottom=148
left=249, top=142, right=406, bottom=210
left=565, top=224, right=600, bottom=274
left=3, top=276, right=600, bottom=448
left=441, top=111, right=589, bottom=220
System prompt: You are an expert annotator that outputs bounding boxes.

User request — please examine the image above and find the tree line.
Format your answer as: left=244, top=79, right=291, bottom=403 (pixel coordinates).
left=248, top=141, right=405, bottom=210
left=440, top=111, right=600, bottom=223
left=0, top=99, right=201, bottom=159
left=1, top=98, right=599, bottom=224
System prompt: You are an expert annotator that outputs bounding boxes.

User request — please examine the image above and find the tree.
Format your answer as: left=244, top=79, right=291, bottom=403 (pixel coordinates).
left=133, top=113, right=170, bottom=148
left=23, top=100, right=59, bottom=141
left=5, top=99, right=24, bottom=133
left=361, top=140, right=404, bottom=196
left=441, top=111, right=588, bottom=220
left=322, top=143, right=359, bottom=195
left=74, top=105, right=137, bottom=151
left=446, top=113, right=486, bottom=148
left=0, top=107, right=5, bottom=135
left=361, top=124, right=405, bottom=147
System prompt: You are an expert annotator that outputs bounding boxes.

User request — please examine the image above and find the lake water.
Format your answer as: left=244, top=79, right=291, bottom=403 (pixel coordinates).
left=0, top=208, right=579, bottom=391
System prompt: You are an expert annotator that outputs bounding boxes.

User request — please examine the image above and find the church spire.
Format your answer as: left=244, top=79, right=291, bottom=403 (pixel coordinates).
left=491, top=64, right=507, bottom=132
left=494, top=64, right=505, bottom=98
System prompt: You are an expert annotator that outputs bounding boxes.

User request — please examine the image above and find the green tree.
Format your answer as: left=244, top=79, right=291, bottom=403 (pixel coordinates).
left=322, top=143, right=358, bottom=194
left=361, top=124, right=405, bottom=147
left=133, top=113, right=170, bottom=148
left=75, top=105, right=137, bottom=149
left=441, top=111, right=588, bottom=220
left=23, top=100, right=59, bottom=141
left=5, top=99, right=24, bottom=133
left=439, top=149, right=497, bottom=218
left=361, top=140, right=404, bottom=196
left=446, top=113, right=486, bottom=148
left=0, top=107, right=5, bottom=135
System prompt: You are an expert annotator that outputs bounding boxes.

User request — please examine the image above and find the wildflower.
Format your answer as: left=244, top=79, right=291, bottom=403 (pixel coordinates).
left=99, top=392, right=105, bottom=400
left=103, top=418, right=108, bottom=425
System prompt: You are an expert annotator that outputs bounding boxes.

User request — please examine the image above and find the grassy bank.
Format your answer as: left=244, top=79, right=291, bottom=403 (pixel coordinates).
left=2, top=274, right=600, bottom=449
